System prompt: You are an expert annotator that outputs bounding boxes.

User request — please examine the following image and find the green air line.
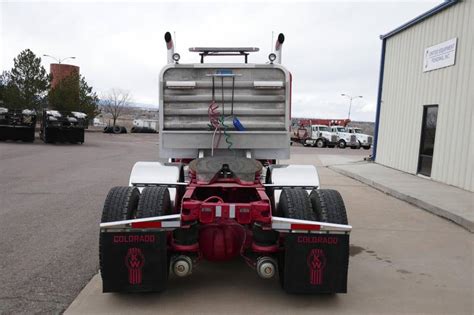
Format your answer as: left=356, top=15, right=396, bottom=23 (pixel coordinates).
left=220, top=115, right=233, bottom=151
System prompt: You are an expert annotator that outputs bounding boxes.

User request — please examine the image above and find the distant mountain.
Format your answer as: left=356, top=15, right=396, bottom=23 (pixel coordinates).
left=98, top=100, right=158, bottom=110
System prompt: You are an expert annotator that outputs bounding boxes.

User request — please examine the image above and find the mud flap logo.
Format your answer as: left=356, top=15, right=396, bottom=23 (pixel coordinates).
left=125, top=248, right=145, bottom=285
left=307, top=248, right=326, bottom=285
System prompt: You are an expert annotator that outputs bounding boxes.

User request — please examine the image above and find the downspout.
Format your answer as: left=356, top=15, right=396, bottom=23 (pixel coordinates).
left=372, top=38, right=386, bottom=161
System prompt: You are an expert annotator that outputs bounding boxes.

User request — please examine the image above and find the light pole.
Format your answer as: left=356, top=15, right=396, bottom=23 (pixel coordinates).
left=42, top=54, right=76, bottom=64
left=341, top=94, right=363, bottom=120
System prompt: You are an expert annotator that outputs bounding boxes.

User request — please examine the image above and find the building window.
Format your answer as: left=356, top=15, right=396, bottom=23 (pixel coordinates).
left=418, top=105, right=438, bottom=177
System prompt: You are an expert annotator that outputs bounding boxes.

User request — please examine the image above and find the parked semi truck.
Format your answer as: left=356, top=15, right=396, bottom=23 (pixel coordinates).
left=330, top=125, right=359, bottom=149
left=99, top=32, right=351, bottom=294
left=293, top=124, right=338, bottom=148
left=347, top=127, right=373, bottom=150
left=0, top=107, right=37, bottom=142
left=40, top=109, right=87, bottom=144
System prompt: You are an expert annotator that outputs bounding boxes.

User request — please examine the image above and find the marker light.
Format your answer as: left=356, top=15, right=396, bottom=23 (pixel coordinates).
left=172, top=53, right=181, bottom=62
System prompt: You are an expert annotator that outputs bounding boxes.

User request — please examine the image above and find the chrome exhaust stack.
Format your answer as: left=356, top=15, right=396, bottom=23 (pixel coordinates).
left=256, top=257, right=277, bottom=279
left=165, top=32, right=179, bottom=64
left=275, top=33, right=285, bottom=64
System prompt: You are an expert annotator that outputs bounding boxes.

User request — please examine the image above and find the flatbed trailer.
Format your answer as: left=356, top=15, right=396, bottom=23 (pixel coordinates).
left=0, top=107, right=37, bottom=142
left=99, top=32, right=351, bottom=294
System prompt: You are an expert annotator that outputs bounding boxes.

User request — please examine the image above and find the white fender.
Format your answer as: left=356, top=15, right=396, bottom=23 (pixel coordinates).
left=129, top=161, right=183, bottom=207
left=267, top=165, right=320, bottom=208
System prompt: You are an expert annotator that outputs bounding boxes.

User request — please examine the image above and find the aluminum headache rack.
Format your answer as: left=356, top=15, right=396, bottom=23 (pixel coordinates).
left=159, top=63, right=291, bottom=159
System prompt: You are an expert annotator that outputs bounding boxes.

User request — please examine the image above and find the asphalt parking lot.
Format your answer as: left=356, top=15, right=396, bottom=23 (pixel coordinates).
left=1, top=133, right=472, bottom=314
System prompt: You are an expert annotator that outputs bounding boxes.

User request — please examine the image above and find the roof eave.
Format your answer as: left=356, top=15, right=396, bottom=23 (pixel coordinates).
left=380, top=0, right=460, bottom=40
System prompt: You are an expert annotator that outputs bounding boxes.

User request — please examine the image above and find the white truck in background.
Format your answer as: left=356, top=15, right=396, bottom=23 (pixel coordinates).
left=331, top=125, right=359, bottom=149
left=295, top=124, right=338, bottom=148
left=347, top=127, right=373, bottom=150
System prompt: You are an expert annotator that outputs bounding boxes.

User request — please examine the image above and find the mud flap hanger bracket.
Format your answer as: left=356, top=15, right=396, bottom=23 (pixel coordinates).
left=100, top=214, right=351, bottom=234
left=100, top=214, right=182, bottom=232
left=271, top=217, right=352, bottom=234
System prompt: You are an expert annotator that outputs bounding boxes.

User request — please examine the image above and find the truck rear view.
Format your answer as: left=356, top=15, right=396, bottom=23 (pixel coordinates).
left=99, top=32, right=351, bottom=294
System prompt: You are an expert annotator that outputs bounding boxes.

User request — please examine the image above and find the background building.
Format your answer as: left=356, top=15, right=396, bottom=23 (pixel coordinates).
left=50, top=63, right=79, bottom=89
left=373, top=0, right=473, bottom=192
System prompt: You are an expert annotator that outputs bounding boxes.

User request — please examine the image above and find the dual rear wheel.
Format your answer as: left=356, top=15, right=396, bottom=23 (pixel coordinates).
left=277, top=188, right=348, bottom=225
left=99, top=186, right=171, bottom=292
left=277, top=188, right=348, bottom=292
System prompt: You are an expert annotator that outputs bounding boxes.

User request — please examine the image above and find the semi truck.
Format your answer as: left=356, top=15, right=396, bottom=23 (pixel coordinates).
left=0, top=107, right=37, bottom=142
left=292, top=124, right=338, bottom=148
left=347, top=127, right=373, bottom=150
left=40, top=109, right=87, bottom=144
left=99, top=32, right=351, bottom=294
left=330, top=125, right=359, bottom=149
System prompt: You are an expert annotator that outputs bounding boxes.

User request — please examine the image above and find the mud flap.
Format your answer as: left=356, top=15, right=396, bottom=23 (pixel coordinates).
left=281, top=233, right=349, bottom=294
left=100, top=232, right=168, bottom=293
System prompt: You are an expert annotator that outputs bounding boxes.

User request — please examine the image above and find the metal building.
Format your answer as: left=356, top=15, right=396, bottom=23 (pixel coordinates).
left=373, top=0, right=473, bottom=192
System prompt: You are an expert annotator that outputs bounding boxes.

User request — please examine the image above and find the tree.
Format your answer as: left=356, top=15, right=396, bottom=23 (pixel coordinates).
left=48, top=72, right=100, bottom=120
left=102, top=89, right=132, bottom=126
left=0, top=71, right=12, bottom=106
left=78, top=75, right=101, bottom=119
left=7, top=49, right=49, bottom=110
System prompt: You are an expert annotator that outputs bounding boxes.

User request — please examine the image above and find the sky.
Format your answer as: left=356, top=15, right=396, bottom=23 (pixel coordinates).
left=0, top=0, right=441, bottom=121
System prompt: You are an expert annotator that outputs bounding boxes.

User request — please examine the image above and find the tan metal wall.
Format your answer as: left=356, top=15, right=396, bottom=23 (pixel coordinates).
left=376, top=0, right=473, bottom=191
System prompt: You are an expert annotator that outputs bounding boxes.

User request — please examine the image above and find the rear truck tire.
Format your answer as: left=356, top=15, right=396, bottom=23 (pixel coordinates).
left=281, top=189, right=350, bottom=294
left=363, top=145, right=371, bottom=150
left=136, top=186, right=170, bottom=218
left=277, top=188, right=315, bottom=291
left=316, top=139, right=325, bottom=148
left=338, top=140, right=346, bottom=149
left=309, top=189, right=348, bottom=224
left=277, top=188, right=315, bottom=221
left=99, top=187, right=140, bottom=273
left=136, top=187, right=172, bottom=288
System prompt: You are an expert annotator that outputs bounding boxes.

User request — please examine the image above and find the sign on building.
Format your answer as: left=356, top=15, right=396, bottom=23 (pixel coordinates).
left=423, top=38, right=457, bottom=72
